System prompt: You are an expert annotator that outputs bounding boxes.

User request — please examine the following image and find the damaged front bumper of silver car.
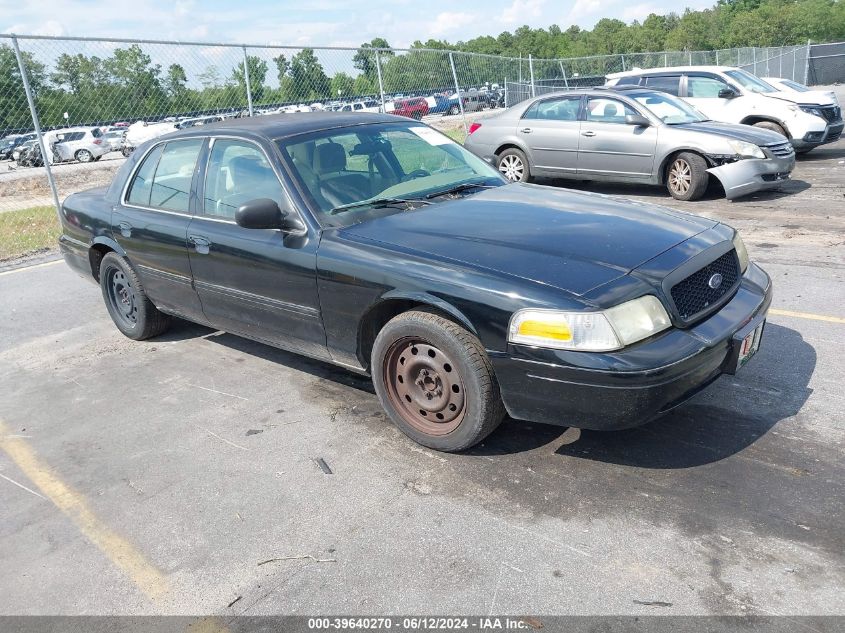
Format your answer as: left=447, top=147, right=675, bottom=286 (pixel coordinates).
left=706, top=153, right=796, bottom=200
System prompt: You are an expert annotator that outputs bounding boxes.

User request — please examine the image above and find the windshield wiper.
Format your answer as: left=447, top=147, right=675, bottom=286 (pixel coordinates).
left=329, top=196, right=432, bottom=215
left=424, top=181, right=498, bottom=199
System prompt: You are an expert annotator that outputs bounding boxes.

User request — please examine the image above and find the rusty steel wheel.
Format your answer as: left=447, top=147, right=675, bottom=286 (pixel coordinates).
left=383, top=337, right=466, bottom=436
left=372, top=309, right=506, bottom=452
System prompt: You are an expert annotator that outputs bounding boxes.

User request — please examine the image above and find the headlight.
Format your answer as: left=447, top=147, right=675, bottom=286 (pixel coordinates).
left=733, top=231, right=749, bottom=273
left=727, top=139, right=765, bottom=159
left=508, top=296, right=671, bottom=352
left=798, top=104, right=825, bottom=118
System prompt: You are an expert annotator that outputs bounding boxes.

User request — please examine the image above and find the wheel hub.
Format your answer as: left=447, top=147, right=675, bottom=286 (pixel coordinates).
left=383, top=339, right=466, bottom=436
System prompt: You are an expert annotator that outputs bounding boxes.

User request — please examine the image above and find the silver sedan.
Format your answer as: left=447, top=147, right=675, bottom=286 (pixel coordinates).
left=464, top=88, right=796, bottom=201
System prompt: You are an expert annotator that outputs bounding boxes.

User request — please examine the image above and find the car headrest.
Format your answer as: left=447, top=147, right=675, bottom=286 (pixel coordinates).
left=314, top=142, right=346, bottom=173
left=228, top=155, right=266, bottom=186
left=602, top=103, right=619, bottom=117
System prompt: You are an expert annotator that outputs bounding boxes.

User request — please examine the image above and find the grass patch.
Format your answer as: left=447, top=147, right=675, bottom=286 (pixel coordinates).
left=0, top=205, right=61, bottom=261
left=442, top=128, right=466, bottom=144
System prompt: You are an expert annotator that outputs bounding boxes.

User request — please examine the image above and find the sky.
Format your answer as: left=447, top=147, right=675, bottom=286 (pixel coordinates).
left=1, top=0, right=715, bottom=49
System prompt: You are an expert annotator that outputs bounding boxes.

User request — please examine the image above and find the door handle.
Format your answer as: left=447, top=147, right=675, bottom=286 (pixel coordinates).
left=117, top=221, right=132, bottom=238
left=581, top=131, right=596, bottom=137
left=188, top=235, right=211, bottom=255
left=519, top=127, right=532, bottom=133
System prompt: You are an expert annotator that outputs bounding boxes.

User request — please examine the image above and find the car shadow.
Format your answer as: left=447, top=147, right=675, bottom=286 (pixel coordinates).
left=469, top=323, right=815, bottom=468
left=796, top=145, right=845, bottom=161
left=533, top=175, right=810, bottom=202
left=161, top=320, right=814, bottom=469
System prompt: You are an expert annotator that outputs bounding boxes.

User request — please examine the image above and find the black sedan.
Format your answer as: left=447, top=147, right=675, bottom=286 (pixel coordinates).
left=59, top=112, right=771, bottom=452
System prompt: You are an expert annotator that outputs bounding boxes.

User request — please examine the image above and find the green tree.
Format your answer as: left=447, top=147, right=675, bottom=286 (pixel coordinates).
left=353, top=38, right=393, bottom=85
left=288, top=48, right=331, bottom=101
left=164, top=64, right=188, bottom=98
left=330, top=72, right=355, bottom=97
left=231, top=55, right=269, bottom=102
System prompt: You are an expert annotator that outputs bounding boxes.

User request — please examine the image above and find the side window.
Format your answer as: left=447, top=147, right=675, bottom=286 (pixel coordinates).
left=532, top=97, right=581, bottom=121
left=585, top=98, right=637, bottom=123
left=203, top=139, right=284, bottom=220
left=126, top=144, right=164, bottom=207
left=687, top=75, right=729, bottom=98
left=615, top=75, right=641, bottom=86
left=149, top=139, right=204, bottom=212
left=644, top=75, right=681, bottom=96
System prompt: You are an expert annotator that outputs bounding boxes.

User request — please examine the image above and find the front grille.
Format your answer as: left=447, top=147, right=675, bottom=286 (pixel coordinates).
left=819, top=105, right=842, bottom=123
left=765, top=141, right=794, bottom=158
left=670, top=250, right=740, bottom=322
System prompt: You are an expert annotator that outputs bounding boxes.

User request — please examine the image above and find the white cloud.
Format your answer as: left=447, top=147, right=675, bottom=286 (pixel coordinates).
left=499, top=0, right=546, bottom=26
left=621, top=2, right=660, bottom=21
left=562, top=0, right=603, bottom=27
left=429, top=11, right=475, bottom=37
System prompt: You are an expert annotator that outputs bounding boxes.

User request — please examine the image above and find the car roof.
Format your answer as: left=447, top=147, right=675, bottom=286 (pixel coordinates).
left=159, top=112, right=399, bottom=142
left=607, top=66, right=734, bottom=78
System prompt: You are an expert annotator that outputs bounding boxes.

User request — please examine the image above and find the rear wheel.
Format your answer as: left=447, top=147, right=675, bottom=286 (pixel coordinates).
left=99, top=252, right=170, bottom=340
left=497, top=148, right=530, bottom=182
left=666, top=152, right=708, bottom=201
left=448, top=104, right=460, bottom=116
left=372, top=310, right=505, bottom=452
left=75, top=149, right=93, bottom=163
left=752, top=120, right=787, bottom=137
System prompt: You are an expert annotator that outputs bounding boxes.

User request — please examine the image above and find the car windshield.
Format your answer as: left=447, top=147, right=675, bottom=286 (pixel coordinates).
left=278, top=121, right=504, bottom=227
left=632, top=91, right=709, bottom=124
left=780, top=79, right=810, bottom=92
left=724, top=69, right=777, bottom=94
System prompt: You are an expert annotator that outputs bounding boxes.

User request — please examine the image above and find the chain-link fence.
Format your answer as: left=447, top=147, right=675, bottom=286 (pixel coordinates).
left=0, top=33, right=843, bottom=261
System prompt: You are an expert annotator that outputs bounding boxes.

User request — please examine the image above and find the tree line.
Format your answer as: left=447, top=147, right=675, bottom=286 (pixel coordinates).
left=1, top=0, right=843, bottom=135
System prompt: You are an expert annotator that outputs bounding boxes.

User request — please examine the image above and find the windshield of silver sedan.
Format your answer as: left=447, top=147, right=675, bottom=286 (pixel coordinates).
left=278, top=122, right=504, bottom=226
left=632, top=91, right=709, bottom=124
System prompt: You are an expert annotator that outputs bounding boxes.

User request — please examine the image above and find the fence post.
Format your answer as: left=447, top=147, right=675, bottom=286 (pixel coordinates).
left=688, top=50, right=693, bottom=65
left=804, top=40, right=811, bottom=85
left=620, top=54, right=626, bottom=71
left=11, top=35, right=61, bottom=220
left=779, top=47, right=782, bottom=77
left=664, top=52, right=668, bottom=67
left=792, top=46, right=797, bottom=81
left=716, top=49, right=719, bottom=65
left=375, top=49, right=386, bottom=113
left=448, top=52, right=468, bottom=136
left=241, top=46, right=254, bottom=116
left=752, top=47, right=756, bottom=74
left=559, top=61, right=569, bottom=89
left=528, top=54, right=536, bottom=98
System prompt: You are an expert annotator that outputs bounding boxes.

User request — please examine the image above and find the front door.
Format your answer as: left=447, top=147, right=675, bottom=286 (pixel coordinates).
left=577, top=96, right=658, bottom=179
left=112, top=139, right=205, bottom=322
left=519, top=95, right=583, bottom=175
left=187, top=137, right=327, bottom=359
left=683, top=73, right=744, bottom=124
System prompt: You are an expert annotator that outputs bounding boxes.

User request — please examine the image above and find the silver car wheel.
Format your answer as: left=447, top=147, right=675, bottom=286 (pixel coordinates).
left=669, top=158, right=692, bottom=195
left=76, top=149, right=93, bottom=163
left=499, top=154, right=524, bottom=181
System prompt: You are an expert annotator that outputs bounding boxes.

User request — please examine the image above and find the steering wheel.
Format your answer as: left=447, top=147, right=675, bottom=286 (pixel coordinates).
left=403, top=169, right=430, bottom=181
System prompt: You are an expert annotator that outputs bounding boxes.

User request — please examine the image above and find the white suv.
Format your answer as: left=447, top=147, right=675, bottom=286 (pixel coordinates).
left=606, top=66, right=843, bottom=154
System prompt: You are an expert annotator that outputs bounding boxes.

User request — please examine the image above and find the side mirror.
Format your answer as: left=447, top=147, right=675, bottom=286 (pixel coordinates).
left=625, top=113, right=652, bottom=127
left=235, top=198, right=285, bottom=230
left=718, top=88, right=738, bottom=99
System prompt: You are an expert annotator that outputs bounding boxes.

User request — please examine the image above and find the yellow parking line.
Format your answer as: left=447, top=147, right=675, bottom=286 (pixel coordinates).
left=0, top=419, right=168, bottom=600
left=0, top=259, right=63, bottom=277
left=769, top=308, right=845, bottom=324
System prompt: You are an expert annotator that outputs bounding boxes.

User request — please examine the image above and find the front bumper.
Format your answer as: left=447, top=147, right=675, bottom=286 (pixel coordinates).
left=707, top=154, right=795, bottom=199
left=792, top=120, right=844, bottom=149
left=491, top=263, right=772, bottom=431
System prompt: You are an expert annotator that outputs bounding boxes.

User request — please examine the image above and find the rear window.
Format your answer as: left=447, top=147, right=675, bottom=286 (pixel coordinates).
left=644, top=75, right=681, bottom=96
left=615, top=76, right=640, bottom=86
left=91, top=128, right=102, bottom=137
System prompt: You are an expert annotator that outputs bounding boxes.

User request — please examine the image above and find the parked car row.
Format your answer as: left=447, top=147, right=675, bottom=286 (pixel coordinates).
left=465, top=67, right=840, bottom=202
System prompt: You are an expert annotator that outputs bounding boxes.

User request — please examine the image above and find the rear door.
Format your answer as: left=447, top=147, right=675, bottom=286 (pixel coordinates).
left=186, top=136, right=327, bottom=358
left=112, top=138, right=206, bottom=322
left=518, top=95, right=583, bottom=175
left=576, top=96, right=658, bottom=179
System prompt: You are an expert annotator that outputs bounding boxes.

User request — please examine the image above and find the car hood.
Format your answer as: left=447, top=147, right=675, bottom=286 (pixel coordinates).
left=673, top=121, right=787, bottom=144
left=341, top=183, right=717, bottom=296
left=769, top=90, right=838, bottom=106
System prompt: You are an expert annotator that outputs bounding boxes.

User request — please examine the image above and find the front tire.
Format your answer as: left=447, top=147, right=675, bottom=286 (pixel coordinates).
left=372, top=310, right=505, bottom=452
left=752, top=120, right=787, bottom=137
left=497, top=148, right=530, bottom=182
left=666, top=152, right=708, bottom=201
left=99, top=252, right=170, bottom=340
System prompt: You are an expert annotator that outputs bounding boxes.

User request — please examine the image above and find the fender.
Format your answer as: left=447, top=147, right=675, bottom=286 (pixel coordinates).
left=739, top=115, right=792, bottom=138
left=378, top=289, right=479, bottom=335
left=656, top=147, right=712, bottom=183
left=90, top=235, right=127, bottom=258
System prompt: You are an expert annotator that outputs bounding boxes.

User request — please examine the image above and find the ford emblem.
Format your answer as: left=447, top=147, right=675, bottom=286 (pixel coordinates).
left=708, top=273, right=723, bottom=289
